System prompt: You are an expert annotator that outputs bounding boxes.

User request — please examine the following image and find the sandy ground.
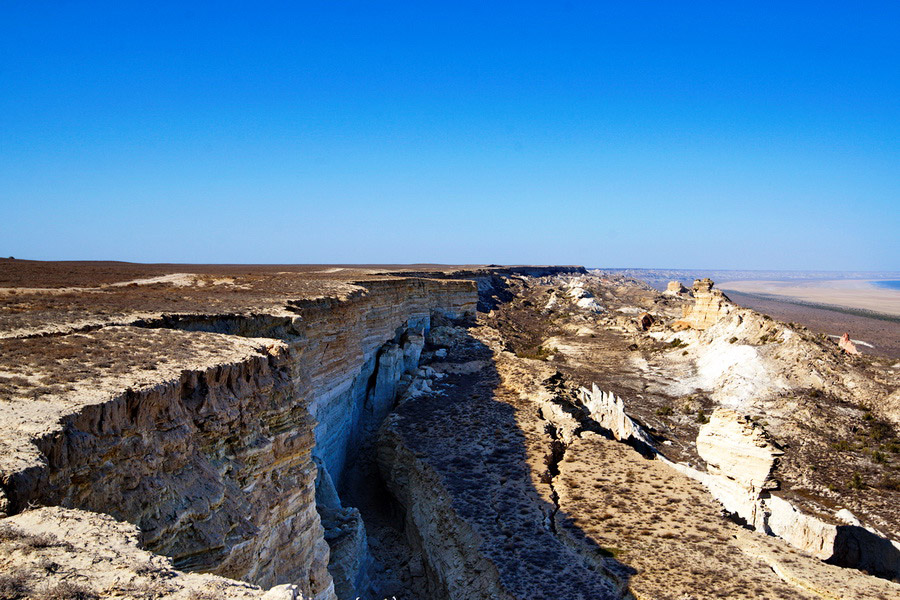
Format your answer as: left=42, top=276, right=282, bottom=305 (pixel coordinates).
left=555, top=433, right=900, bottom=600
left=718, top=279, right=900, bottom=317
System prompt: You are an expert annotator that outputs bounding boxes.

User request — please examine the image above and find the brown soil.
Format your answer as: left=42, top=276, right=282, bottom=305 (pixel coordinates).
left=728, top=290, right=900, bottom=360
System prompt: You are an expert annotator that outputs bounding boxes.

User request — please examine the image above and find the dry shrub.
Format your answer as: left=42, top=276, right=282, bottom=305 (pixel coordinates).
left=0, top=569, right=29, bottom=600
left=44, top=581, right=98, bottom=600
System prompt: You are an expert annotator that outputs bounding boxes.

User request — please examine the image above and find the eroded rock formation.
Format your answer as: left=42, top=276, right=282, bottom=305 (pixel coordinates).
left=673, top=278, right=733, bottom=330
left=663, top=280, right=689, bottom=296
left=694, top=408, right=783, bottom=528
left=0, top=269, right=478, bottom=600
left=839, top=332, right=861, bottom=355
left=0, top=263, right=898, bottom=600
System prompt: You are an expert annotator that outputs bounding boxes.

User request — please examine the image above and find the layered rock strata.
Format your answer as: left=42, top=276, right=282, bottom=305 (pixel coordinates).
left=673, top=278, right=733, bottom=330
left=694, top=408, right=784, bottom=529
left=663, top=280, right=689, bottom=296
left=0, top=327, right=335, bottom=599
left=0, top=274, right=478, bottom=600
left=676, top=408, right=900, bottom=580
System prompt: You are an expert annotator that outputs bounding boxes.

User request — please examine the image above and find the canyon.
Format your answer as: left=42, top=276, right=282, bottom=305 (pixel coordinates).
left=0, top=260, right=899, bottom=599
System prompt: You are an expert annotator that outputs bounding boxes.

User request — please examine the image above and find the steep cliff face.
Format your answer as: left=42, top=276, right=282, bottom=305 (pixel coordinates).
left=3, top=265, right=898, bottom=599
left=0, top=275, right=477, bottom=600
left=375, top=324, right=627, bottom=600
left=297, top=278, right=475, bottom=488
left=0, top=328, right=335, bottom=599
left=377, top=420, right=517, bottom=600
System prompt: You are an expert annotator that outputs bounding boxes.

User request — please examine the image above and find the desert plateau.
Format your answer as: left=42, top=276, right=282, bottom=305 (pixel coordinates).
left=0, top=260, right=898, bottom=599
left=3, top=3, right=897, bottom=598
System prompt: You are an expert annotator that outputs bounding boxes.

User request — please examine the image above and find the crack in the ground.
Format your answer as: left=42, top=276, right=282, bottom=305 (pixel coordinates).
left=538, top=414, right=566, bottom=535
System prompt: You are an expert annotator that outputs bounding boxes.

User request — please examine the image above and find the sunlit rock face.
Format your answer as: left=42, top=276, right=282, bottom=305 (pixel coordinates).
left=663, top=280, right=689, bottom=296
left=673, top=278, right=733, bottom=330
left=689, top=409, right=900, bottom=581
left=694, top=408, right=783, bottom=530
left=0, top=331, right=335, bottom=598
left=577, top=384, right=654, bottom=447
left=0, top=276, right=477, bottom=600
left=697, top=408, right=783, bottom=493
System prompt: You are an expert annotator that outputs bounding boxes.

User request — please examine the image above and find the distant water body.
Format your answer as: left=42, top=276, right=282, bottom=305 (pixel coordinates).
left=873, top=280, right=900, bottom=290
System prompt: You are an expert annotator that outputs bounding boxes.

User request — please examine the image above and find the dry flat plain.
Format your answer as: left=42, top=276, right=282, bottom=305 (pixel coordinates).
left=724, top=290, right=900, bottom=359
left=718, top=279, right=900, bottom=317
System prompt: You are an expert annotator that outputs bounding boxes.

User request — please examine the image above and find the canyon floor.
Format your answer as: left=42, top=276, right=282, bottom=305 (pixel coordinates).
left=0, top=260, right=899, bottom=600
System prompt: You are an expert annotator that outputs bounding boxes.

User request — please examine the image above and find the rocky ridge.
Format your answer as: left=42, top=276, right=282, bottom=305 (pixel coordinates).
left=0, top=263, right=898, bottom=600
left=0, top=266, right=484, bottom=599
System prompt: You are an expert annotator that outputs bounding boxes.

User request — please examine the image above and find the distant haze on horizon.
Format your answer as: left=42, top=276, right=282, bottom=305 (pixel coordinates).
left=1, top=2, right=897, bottom=270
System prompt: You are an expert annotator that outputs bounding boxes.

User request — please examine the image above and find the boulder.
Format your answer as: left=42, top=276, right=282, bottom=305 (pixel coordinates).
left=663, top=280, right=689, bottom=296
left=838, top=332, right=860, bottom=355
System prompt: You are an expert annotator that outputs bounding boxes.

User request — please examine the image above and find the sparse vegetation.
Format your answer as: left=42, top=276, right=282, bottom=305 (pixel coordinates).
left=516, top=345, right=552, bottom=361
left=597, top=546, right=621, bottom=558
left=868, top=420, right=893, bottom=442
left=0, top=328, right=253, bottom=402
left=45, top=582, right=98, bottom=600
left=0, top=525, right=70, bottom=553
left=848, top=471, right=866, bottom=490
left=0, top=570, right=29, bottom=600
left=879, top=475, right=900, bottom=491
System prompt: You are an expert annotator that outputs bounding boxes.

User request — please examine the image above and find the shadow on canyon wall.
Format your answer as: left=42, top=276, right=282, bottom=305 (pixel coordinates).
left=830, top=524, right=900, bottom=581
left=367, top=327, right=636, bottom=599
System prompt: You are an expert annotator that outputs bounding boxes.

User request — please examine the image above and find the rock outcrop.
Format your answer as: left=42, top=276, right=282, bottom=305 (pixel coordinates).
left=663, top=280, right=689, bottom=296
left=839, top=332, right=860, bottom=355
left=576, top=384, right=654, bottom=448
left=694, top=408, right=783, bottom=529
left=0, top=274, right=478, bottom=600
left=673, top=278, right=733, bottom=330
left=685, top=409, right=900, bottom=580
left=564, top=278, right=604, bottom=312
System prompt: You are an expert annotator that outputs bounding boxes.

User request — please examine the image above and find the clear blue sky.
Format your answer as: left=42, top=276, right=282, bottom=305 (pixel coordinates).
left=1, top=2, right=897, bottom=269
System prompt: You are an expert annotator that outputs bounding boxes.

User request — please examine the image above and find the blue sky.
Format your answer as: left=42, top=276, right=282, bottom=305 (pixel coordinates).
left=1, top=2, right=897, bottom=269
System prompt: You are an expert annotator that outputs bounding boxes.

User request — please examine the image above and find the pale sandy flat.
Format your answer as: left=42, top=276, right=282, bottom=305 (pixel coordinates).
left=718, top=279, right=900, bottom=317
